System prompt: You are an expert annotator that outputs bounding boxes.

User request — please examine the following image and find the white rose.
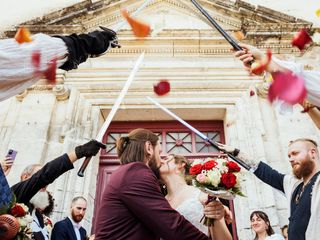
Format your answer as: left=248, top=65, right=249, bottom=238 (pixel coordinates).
left=206, top=168, right=221, bottom=187
left=219, top=166, right=229, bottom=174
left=233, top=172, right=244, bottom=189
left=215, top=158, right=227, bottom=169
left=191, top=159, right=203, bottom=166
left=18, top=217, right=28, bottom=228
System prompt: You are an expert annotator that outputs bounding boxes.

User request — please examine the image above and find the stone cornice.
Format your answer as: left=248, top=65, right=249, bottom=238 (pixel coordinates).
left=2, top=0, right=315, bottom=38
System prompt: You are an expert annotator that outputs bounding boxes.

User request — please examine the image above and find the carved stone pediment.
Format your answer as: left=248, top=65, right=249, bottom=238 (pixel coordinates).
left=3, top=0, right=314, bottom=41
left=2, top=0, right=318, bottom=103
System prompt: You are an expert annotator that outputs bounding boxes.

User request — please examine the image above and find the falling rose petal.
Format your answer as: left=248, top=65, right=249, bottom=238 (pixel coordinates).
left=249, top=90, right=255, bottom=97
left=268, top=71, right=306, bottom=105
left=44, top=58, right=57, bottom=84
left=291, top=29, right=312, bottom=51
left=250, top=49, right=272, bottom=75
left=14, top=27, right=32, bottom=44
left=31, top=51, right=41, bottom=69
left=121, top=8, right=151, bottom=38
left=316, top=9, right=320, bottom=17
left=154, top=80, right=170, bottom=96
left=234, top=31, right=245, bottom=41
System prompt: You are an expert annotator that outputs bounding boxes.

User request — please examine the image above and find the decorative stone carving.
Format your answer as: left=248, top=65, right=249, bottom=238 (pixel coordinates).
left=28, top=85, right=53, bottom=91
left=15, top=90, right=28, bottom=102
left=53, top=85, right=70, bottom=101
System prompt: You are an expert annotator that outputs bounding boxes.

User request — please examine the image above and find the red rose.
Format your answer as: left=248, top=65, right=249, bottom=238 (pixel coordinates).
left=203, top=160, right=217, bottom=170
left=189, top=164, right=203, bottom=175
left=227, top=161, right=241, bottom=172
left=221, top=173, right=237, bottom=189
left=45, top=217, right=53, bottom=227
left=10, top=204, right=26, bottom=217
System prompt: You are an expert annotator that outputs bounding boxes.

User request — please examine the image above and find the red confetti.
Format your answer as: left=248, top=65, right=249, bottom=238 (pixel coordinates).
left=44, top=58, right=57, bottom=84
left=31, top=51, right=41, bottom=70
left=268, top=71, right=306, bottom=105
left=250, top=49, right=272, bottom=75
left=121, top=9, right=151, bottom=38
left=14, top=27, right=32, bottom=44
left=154, top=80, right=170, bottom=96
left=249, top=90, right=255, bottom=97
left=291, top=29, right=312, bottom=51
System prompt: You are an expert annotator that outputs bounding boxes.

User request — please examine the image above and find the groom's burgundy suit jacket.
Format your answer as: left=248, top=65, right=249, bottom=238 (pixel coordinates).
left=94, top=162, right=209, bottom=240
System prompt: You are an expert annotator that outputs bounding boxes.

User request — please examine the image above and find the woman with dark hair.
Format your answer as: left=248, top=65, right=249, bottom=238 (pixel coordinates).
left=250, top=211, right=284, bottom=240
left=159, top=154, right=232, bottom=240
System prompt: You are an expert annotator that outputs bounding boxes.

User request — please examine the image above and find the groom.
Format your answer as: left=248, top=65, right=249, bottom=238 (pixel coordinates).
left=94, top=128, right=210, bottom=240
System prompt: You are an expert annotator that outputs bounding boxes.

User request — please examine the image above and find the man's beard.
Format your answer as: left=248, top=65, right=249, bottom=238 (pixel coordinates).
left=292, top=157, right=315, bottom=179
left=30, top=191, right=50, bottom=211
left=149, top=155, right=161, bottom=179
left=71, top=209, right=84, bottom=223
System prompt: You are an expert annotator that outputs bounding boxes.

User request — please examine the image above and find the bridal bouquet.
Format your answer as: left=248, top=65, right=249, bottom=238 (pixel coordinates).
left=0, top=199, right=33, bottom=240
left=188, top=157, right=245, bottom=225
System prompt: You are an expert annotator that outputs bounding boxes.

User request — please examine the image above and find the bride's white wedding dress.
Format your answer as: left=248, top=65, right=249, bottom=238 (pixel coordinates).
left=175, top=189, right=208, bottom=235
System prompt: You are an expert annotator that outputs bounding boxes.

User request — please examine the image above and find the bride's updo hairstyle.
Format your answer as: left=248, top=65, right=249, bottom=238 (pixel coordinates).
left=166, top=154, right=192, bottom=184
left=116, top=128, right=159, bottom=165
left=171, top=155, right=191, bottom=175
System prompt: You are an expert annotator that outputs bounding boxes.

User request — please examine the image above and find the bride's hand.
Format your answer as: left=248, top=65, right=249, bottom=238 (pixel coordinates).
left=203, top=201, right=225, bottom=220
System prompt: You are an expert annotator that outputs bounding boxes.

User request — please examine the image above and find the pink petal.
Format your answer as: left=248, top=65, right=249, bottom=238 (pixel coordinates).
left=44, top=58, right=57, bottom=84
left=268, top=71, right=306, bottom=105
left=291, top=29, right=312, bottom=51
left=154, top=80, right=170, bottom=96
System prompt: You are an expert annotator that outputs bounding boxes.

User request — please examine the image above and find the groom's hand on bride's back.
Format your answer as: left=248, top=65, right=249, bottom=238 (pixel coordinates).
left=203, top=201, right=225, bottom=220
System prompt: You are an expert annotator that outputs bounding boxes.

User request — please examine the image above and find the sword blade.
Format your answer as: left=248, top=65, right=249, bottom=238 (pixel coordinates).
left=96, top=52, right=145, bottom=141
left=190, top=0, right=242, bottom=51
left=78, top=53, right=145, bottom=177
left=147, top=97, right=251, bottom=170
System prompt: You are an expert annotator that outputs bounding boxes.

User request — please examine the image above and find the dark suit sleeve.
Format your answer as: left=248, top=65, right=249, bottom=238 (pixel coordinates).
left=51, top=221, right=69, bottom=240
left=11, top=154, right=74, bottom=204
left=120, top=165, right=209, bottom=240
left=54, top=30, right=114, bottom=71
left=80, top=227, right=87, bottom=240
left=254, top=161, right=285, bottom=193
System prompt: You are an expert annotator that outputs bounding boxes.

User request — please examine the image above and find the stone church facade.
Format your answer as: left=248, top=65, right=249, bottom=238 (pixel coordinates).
left=1, top=0, right=319, bottom=239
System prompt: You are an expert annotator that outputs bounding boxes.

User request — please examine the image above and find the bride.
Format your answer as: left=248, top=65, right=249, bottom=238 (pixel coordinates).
left=159, top=154, right=232, bottom=240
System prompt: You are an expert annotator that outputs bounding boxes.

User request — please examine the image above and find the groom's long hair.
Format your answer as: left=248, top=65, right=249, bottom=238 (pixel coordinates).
left=116, top=128, right=158, bottom=165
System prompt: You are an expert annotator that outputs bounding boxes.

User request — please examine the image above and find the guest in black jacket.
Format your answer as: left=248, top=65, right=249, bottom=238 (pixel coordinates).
left=10, top=140, right=105, bottom=240
left=51, top=196, right=88, bottom=240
